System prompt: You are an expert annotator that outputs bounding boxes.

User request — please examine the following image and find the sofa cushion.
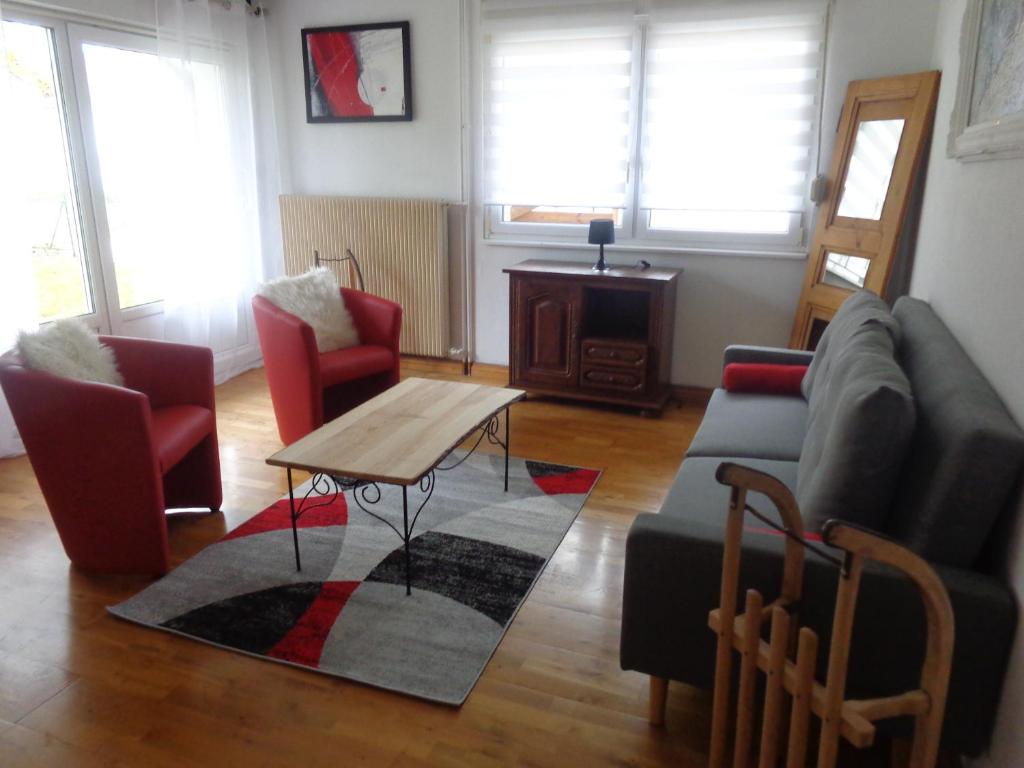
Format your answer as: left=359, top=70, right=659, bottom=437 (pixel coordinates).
left=887, top=298, right=1024, bottom=566
left=801, top=290, right=899, bottom=403
left=722, top=363, right=808, bottom=396
left=797, top=323, right=915, bottom=532
left=660, top=455, right=800, bottom=529
left=686, top=389, right=807, bottom=462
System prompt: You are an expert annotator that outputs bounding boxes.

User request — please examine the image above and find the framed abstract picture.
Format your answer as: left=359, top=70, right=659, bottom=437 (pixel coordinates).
left=302, top=21, right=412, bottom=123
left=949, top=0, right=1024, bottom=161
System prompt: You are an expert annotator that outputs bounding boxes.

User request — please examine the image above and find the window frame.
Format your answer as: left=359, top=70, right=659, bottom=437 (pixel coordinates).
left=481, top=9, right=826, bottom=257
left=67, top=22, right=168, bottom=321
left=2, top=8, right=113, bottom=330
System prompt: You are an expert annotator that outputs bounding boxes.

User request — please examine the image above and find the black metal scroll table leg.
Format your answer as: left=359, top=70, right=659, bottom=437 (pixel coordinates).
left=288, top=467, right=302, bottom=572
left=402, top=485, right=411, bottom=596
left=504, top=406, right=510, bottom=493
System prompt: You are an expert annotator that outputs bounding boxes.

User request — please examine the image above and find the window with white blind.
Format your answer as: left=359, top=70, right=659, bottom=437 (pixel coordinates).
left=482, top=6, right=637, bottom=234
left=481, top=1, right=828, bottom=253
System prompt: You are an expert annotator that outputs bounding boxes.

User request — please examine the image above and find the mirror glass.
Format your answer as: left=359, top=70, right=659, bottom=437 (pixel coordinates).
left=836, top=119, right=905, bottom=220
left=821, top=251, right=871, bottom=290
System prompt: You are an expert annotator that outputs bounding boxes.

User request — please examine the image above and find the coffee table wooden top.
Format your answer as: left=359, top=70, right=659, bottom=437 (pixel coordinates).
left=266, top=377, right=526, bottom=485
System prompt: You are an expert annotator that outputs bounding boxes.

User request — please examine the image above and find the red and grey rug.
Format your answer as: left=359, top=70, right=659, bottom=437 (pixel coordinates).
left=109, top=452, right=600, bottom=705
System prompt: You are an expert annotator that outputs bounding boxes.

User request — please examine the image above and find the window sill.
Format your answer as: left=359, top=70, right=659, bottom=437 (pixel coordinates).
left=482, top=237, right=809, bottom=260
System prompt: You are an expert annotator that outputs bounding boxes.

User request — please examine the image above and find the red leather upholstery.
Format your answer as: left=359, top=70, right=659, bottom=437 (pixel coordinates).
left=319, top=345, right=395, bottom=388
left=0, top=337, right=222, bottom=575
left=722, top=362, right=808, bottom=396
left=151, top=405, right=217, bottom=474
left=252, top=287, right=402, bottom=445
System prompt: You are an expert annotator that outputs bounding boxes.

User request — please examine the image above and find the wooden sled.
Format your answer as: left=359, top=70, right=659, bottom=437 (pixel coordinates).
left=708, top=463, right=954, bottom=768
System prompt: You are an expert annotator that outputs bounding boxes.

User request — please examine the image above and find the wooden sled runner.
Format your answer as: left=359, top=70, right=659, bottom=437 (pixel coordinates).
left=708, top=463, right=955, bottom=768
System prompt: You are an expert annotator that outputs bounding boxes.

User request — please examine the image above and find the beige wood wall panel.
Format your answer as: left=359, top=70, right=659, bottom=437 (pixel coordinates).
left=280, top=195, right=450, bottom=358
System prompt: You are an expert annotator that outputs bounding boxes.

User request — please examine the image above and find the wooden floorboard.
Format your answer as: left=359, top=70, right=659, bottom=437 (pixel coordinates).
left=0, top=357, right=906, bottom=767
left=0, top=357, right=707, bottom=767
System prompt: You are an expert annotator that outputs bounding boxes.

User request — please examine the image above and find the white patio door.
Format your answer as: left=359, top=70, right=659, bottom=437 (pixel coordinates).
left=3, top=15, right=112, bottom=333
left=3, top=14, right=177, bottom=338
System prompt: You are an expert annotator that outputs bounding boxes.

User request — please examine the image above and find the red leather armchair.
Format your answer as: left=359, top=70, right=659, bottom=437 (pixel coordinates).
left=252, top=287, right=402, bottom=445
left=0, top=337, right=221, bottom=575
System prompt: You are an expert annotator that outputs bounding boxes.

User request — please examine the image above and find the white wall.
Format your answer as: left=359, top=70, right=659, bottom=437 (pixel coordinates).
left=909, top=2, right=1024, bottom=765
left=268, top=0, right=463, bottom=201
left=470, top=0, right=939, bottom=387
left=263, top=0, right=939, bottom=387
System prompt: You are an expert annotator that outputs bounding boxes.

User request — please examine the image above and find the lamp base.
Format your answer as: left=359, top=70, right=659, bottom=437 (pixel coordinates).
left=592, top=263, right=612, bottom=272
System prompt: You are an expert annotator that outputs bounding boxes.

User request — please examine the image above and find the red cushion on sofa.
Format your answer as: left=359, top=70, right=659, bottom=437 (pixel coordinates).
left=722, top=363, right=808, bottom=396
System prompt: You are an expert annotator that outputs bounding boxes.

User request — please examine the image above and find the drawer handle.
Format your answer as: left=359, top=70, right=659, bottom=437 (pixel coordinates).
left=587, top=347, right=642, bottom=362
left=586, top=371, right=634, bottom=385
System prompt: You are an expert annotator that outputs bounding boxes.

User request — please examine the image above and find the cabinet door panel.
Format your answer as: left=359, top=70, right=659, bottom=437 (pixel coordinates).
left=511, top=278, right=581, bottom=387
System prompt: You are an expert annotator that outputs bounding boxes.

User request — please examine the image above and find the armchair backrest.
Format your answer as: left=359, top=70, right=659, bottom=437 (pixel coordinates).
left=251, top=295, right=325, bottom=443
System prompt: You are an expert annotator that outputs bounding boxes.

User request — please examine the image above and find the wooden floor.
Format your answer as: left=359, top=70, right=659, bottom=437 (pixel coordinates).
left=0, top=358, right=714, bottom=767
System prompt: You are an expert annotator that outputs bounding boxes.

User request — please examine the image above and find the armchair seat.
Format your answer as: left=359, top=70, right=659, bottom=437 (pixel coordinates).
left=152, top=405, right=216, bottom=473
left=319, top=345, right=395, bottom=388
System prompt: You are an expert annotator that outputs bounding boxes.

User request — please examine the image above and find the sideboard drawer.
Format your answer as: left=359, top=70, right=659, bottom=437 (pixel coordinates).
left=581, top=339, right=648, bottom=368
left=580, top=363, right=647, bottom=393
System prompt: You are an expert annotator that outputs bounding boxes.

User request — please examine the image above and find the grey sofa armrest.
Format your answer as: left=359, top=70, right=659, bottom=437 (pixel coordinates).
left=621, top=512, right=1017, bottom=756
left=722, top=344, right=814, bottom=371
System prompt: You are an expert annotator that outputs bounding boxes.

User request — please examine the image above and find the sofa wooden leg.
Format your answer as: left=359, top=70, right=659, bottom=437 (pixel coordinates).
left=649, top=676, right=668, bottom=726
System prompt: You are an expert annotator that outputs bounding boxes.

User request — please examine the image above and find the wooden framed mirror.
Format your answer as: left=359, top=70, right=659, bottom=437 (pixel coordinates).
left=789, top=71, right=940, bottom=350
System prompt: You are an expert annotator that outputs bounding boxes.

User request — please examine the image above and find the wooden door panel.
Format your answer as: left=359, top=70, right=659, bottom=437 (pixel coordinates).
left=789, top=71, right=940, bottom=349
left=510, top=278, right=581, bottom=387
left=527, top=295, right=573, bottom=374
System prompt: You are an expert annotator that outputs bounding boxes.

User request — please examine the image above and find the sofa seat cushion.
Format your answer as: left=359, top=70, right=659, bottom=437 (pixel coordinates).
left=151, top=405, right=215, bottom=474
left=797, top=322, right=915, bottom=533
left=686, top=389, right=808, bottom=462
left=319, top=345, right=395, bottom=388
left=888, top=298, right=1024, bottom=566
left=660, top=456, right=800, bottom=532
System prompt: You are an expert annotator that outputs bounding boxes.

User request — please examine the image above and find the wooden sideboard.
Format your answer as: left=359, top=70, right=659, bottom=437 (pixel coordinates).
left=504, top=259, right=681, bottom=414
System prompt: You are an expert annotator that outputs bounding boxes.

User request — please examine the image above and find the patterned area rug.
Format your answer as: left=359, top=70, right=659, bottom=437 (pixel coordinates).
left=109, top=452, right=600, bottom=705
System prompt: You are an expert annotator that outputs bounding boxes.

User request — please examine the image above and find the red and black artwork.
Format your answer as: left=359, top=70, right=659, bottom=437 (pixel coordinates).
left=302, top=21, right=412, bottom=123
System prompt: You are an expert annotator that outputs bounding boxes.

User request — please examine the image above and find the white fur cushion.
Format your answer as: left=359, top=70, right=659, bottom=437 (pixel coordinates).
left=17, top=319, right=125, bottom=387
left=257, top=268, right=360, bottom=352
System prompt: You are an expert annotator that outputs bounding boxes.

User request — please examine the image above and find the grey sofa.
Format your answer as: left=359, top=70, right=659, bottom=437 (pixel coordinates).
left=620, top=294, right=1024, bottom=757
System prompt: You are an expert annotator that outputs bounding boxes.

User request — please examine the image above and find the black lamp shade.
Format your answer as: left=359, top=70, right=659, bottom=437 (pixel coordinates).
left=588, top=219, right=615, bottom=245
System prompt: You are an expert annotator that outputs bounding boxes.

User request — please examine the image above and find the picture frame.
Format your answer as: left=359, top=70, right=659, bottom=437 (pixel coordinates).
left=301, top=21, right=412, bottom=124
left=948, top=0, right=1024, bottom=161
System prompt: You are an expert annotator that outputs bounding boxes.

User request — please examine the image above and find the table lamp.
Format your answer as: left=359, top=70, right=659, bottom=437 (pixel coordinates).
left=588, top=219, right=614, bottom=272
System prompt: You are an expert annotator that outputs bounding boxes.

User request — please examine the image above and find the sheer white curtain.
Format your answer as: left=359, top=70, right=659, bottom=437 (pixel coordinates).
left=153, top=0, right=278, bottom=381
left=0, top=1, right=39, bottom=457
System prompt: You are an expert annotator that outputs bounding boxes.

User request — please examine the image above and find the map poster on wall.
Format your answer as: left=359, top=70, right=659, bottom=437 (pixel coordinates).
left=949, top=0, right=1024, bottom=160
left=302, top=22, right=412, bottom=123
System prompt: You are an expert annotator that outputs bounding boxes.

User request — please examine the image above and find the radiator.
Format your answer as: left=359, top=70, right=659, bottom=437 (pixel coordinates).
left=279, top=195, right=452, bottom=359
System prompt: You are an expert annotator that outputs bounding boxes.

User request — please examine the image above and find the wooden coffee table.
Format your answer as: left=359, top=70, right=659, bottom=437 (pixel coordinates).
left=266, top=377, right=526, bottom=594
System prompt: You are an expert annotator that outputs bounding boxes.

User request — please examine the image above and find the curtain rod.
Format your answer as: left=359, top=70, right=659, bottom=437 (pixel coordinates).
left=194, top=0, right=266, bottom=17
left=3, top=0, right=267, bottom=28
